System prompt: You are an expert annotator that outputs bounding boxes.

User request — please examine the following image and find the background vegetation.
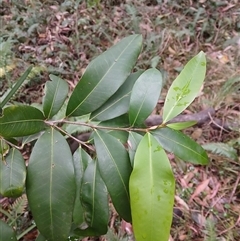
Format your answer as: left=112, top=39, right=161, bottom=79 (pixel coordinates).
left=0, top=0, right=240, bottom=240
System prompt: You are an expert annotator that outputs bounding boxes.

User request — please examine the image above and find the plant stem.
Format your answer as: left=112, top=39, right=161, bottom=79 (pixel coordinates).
left=52, top=125, right=95, bottom=152
left=17, top=222, right=37, bottom=240
left=46, top=120, right=148, bottom=133
left=0, top=207, right=14, bottom=222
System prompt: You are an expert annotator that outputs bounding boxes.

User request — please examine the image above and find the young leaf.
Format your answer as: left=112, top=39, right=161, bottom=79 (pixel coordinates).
left=151, top=127, right=209, bottom=165
left=166, top=120, right=197, bottom=130
left=94, top=129, right=132, bottom=222
left=0, top=148, right=26, bottom=198
left=66, top=35, right=142, bottom=117
left=90, top=70, right=144, bottom=121
left=81, top=158, right=109, bottom=234
left=129, top=68, right=162, bottom=126
left=43, top=74, right=69, bottom=119
left=0, top=105, right=46, bottom=137
left=0, top=219, right=17, bottom=241
left=26, top=128, right=76, bottom=241
left=163, top=51, right=206, bottom=123
left=129, top=133, right=175, bottom=241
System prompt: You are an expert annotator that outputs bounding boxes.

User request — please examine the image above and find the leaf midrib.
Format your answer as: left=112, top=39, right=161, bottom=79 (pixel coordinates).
left=68, top=36, right=138, bottom=116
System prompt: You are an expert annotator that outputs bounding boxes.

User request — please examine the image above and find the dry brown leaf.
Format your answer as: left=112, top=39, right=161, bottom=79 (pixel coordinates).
left=190, top=178, right=210, bottom=202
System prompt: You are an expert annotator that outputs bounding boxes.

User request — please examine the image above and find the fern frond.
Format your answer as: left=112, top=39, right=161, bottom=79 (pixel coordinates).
left=202, top=142, right=238, bottom=161
left=204, top=217, right=217, bottom=241
left=10, top=194, right=28, bottom=218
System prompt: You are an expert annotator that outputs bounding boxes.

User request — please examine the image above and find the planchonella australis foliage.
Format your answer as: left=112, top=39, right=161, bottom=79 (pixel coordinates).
left=0, top=35, right=208, bottom=241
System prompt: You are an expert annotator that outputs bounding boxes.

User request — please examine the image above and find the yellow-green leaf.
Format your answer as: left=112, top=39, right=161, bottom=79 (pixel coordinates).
left=129, top=133, right=175, bottom=241
left=163, top=52, right=206, bottom=123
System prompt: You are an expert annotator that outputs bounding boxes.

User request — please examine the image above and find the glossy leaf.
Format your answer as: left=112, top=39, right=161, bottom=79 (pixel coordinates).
left=81, top=158, right=109, bottom=234
left=167, top=120, right=197, bottom=130
left=94, top=129, right=132, bottom=222
left=129, top=133, right=175, bottom=241
left=0, top=219, right=17, bottom=241
left=0, top=148, right=26, bottom=197
left=151, top=127, right=209, bottom=165
left=66, top=35, right=142, bottom=117
left=26, top=128, right=76, bottom=241
left=163, top=51, right=206, bottom=123
left=127, top=131, right=143, bottom=166
left=99, top=114, right=129, bottom=128
left=129, top=68, right=162, bottom=126
left=43, top=74, right=69, bottom=119
left=91, top=70, right=144, bottom=121
left=72, top=147, right=88, bottom=226
left=0, top=105, right=46, bottom=137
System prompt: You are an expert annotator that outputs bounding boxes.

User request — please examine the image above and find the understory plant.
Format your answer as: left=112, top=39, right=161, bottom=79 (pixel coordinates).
left=0, top=34, right=209, bottom=241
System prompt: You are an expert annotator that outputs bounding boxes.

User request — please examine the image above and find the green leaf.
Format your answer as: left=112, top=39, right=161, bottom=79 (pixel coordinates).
left=99, top=114, right=129, bottom=128
left=21, top=132, right=43, bottom=146
left=0, top=105, right=46, bottom=137
left=63, top=114, right=92, bottom=135
left=166, top=120, right=197, bottom=130
left=127, top=131, right=143, bottom=166
left=163, top=51, right=206, bottom=123
left=90, top=70, right=144, bottom=121
left=26, top=128, right=76, bottom=241
left=66, top=35, right=142, bottom=117
left=129, top=133, right=175, bottom=241
left=81, top=158, right=109, bottom=234
left=0, top=219, right=17, bottom=241
left=202, top=142, right=238, bottom=161
left=151, top=127, right=209, bottom=165
left=0, top=148, right=26, bottom=197
left=43, top=74, right=69, bottom=119
left=72, top=147, right=88, bottom=226
left=93, top=129, right=132, bottom=222
left=99, top=114, right=130, bottom=144
left=129, top=68, right=162, bottom=126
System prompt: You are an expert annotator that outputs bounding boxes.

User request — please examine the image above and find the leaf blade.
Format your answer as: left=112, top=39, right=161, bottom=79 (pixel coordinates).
left=90, top=70, right=144, bottom=121
left=26, top=128, right=76, bottom=241
left=0, top=105, right=46, bottom=137
left=129, top=133, right=175, bottom=241
left=166, top=120, right=197, bottom=130
left=0, top=219, right=17, bottom=241
left=0, top=148, right=26, bottom=197
left=81, top=158, right=109, bottom=234
left=43, top=74, right=69, bottom=119
left=129, top=68, right=162, bottom=126
left=163, top=51, right=206, bottom=123
left=93, top=129, right=132, bottom=222
left=151, top=127, right=209, bottom=165
left=66, top=35, right=142, bottom=117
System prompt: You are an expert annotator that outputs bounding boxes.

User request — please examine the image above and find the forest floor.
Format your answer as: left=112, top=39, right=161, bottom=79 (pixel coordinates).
left=1, top=0, right=240, bottom=240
